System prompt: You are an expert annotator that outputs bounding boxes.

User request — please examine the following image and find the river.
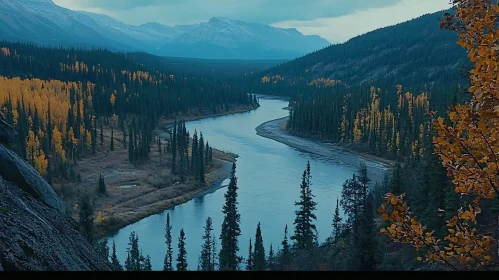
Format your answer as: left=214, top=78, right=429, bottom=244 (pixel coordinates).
left=106, top=96, right=388, bottom=270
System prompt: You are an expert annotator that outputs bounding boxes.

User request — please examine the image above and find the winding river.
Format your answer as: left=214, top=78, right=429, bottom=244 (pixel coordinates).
left=106, top=96, right=388, bottom=270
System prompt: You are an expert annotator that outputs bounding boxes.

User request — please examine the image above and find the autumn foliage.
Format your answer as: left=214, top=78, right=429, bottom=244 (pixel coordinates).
left=380, top=0, right=499, bottom=270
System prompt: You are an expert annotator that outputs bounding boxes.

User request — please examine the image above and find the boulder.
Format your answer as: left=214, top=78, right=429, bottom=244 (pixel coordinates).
left=0, top=144, right=65, bottom=213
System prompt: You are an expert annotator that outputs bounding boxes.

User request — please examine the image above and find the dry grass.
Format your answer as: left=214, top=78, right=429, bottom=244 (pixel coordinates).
left=53, top=106, right=256, bottom=238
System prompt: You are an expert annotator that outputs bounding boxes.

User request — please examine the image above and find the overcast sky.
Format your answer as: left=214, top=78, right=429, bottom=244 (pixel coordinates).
left=52, top=0, right=453, bottom=43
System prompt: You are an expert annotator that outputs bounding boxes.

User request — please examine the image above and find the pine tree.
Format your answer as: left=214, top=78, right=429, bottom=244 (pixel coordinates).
left=209, top=147, right=213, bottom=163
left=78, top=191, right=94, bottom=244
left=94, top=239, right=109, bottom=261
left=198, top=132, right=205, bottom=184
left=267, top=244, right=275, bottom=271
left=126, top=231, right=141, bottom=271
left=98, top=174, right=106, bottom=195
left=279, top=225, right=291, bottom=271
left=205, top=141, right=210, bottom=164
left=110, top=128, right=114, bottom=151
left=171, top=120, right=177, bottom=174
left=100, top=119, right=104, bottom=146
left=199, top=217, right=214, bottom=271
left=291, top=161, right=317, bottom=251
left=332, top=198, right=342, bottom=241
left=110, top=240, right=123, bottom=271
left=391, top=163, right=402, bottom=194
left=219, top=162, right=242, bottom=271
left=176, top=229, right=188, bottom=271
left=163, top=213, right=173, bottom=271
left=191, top=130, right=198, bottom=178
left=253, top=222, right=266, bottom=271
left=355, top=193, right=378, bottom=271
left=246, top=238, right=253, bottom=271
left=144, top=255, right=152, bottom=271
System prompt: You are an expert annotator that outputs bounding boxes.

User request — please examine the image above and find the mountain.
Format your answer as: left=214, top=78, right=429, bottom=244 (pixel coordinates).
left=0, top=0, right=125, bottom=50
left=0, top=0, right=330, bottom=59
left=257, top=9, right=468, bottom=91
left=156, top=17, right=330, bottom=59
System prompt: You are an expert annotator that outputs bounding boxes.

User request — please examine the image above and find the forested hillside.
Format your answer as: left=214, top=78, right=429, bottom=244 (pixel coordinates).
left=0, top=41, right=258, bottom=184
left=240, top=8, right=469, bottom=98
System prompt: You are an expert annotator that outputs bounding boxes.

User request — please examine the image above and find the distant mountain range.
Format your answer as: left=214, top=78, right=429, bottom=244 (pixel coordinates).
left=0, top=0, right=330, bottom=60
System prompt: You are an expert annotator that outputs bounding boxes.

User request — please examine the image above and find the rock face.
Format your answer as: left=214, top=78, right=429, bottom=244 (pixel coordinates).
left=0, top=145, right=65, bottom=213
left=0, top=119, right=112, bottom=271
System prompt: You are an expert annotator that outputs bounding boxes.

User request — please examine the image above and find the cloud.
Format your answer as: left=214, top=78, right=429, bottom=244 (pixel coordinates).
left=53, top=0, right=401, bottom=26
left=271, top=0, right=452, bottom=43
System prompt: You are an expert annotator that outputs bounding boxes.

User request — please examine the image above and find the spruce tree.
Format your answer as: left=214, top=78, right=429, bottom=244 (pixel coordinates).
left=279, top=225, right=291, bottom=271
left=110, top=128, right=114, bottom=151
left=209, top=147, right=213, bottom=163
left=205, top=141, right=210, bottom=165
left=253, top=222, right=266, bottom=271
left=126, top=231, right=141, bottom=271
left=267, top=244, right=275, bottom=271
left=291, top=161, right=317, bottom=251
left=163, top=213, right=173, bottom=271
left=176, top=229, right=188, bottom=271
left=246, top=238, right=253, bottom=271
left=198, top=132, right=205, bottom=184
left=78, top=191, right=94, bottom=244
left=199, top=217, right=214, bottom=271
left=100, top=119, right=104, bottom=146
left=332, top=198, right=342, bottom=241
left=171, top=120, right=177, bottom=174
left=191, top=130, right=198, bottom=178
left=219, top=162, right=242, bottom=271
left=144, top=255, right=152, bottom=271
left=355, top=194, right=378, bottom=271
left=391, top=163, right=402, bottom=194
left=110, top=240, right=123, bottom=271
left=98, top=174, right=106, bottom=195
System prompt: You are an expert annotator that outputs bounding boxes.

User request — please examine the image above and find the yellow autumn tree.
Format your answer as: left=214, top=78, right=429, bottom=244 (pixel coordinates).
left=379, top=0, right=499, bottom=271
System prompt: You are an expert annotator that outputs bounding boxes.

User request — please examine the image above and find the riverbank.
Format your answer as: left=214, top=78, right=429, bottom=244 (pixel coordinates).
left=58, top=105, right=257, bottom=239
left=255, top=117, right=394, bottom=183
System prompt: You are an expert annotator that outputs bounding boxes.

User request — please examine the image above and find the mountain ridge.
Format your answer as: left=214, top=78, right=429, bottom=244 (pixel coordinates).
left=0, top=0, right=330, bottom=59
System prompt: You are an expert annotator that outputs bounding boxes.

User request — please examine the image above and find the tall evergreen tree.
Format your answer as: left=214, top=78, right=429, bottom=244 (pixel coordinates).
left=110, top=240, right=123, bottom=271
left=125, top=231, right=141, bottom=271
left=143, top=255, right=152, bottom=271
left=110, top=128, right=114, bottom=151
left=163, top=213, right=174, bottom=271
left=391, top=163, right=402, bottom=195
left=291, top=161, right=317, bottom=251
left=191, top=130, right=198, bottom=178
left=100, top=119, right=104, bottom=146
left=267, top=244, right=275, bottom=271
left=246, top=238, right=253, bottom=271
left=279, top=225, right=291, bottom=271
left=199, top=217, right=215, bottom=271
left=98, top=174, right=106, bottom=195
left=219, top=162, right=242, bottom=271
left=198, top=132, right=205, bottom=184
left=78, top=191, right=94, bottom=244
left=355, top=194, right=378, bottom=271
left=332, top=198, right=343, bottom=241
left=176, top=229, right=188, bottom=271
left=253, top=222, right=266, bottom=271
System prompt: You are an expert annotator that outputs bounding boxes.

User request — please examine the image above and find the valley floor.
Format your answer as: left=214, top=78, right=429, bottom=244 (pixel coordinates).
left=255, top=116, right=395, bottom=183
left=55, top=105, right=256, bottom=239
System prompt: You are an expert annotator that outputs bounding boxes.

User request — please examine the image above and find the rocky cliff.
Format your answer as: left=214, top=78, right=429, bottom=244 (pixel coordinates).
left=0, top=118, right=112, bottom=271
